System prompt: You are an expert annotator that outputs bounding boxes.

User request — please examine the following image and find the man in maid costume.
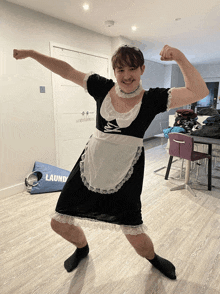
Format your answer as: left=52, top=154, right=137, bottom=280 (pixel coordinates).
left=14, top=45, right=209, bottom=279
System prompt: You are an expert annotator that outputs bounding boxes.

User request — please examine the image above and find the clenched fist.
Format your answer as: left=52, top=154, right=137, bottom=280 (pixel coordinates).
left=160, top=45, right=184, bottom=62
left=13, top=49, right=31, bottom=60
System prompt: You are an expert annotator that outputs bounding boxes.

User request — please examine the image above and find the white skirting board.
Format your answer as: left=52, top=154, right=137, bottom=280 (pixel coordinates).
left=0, top=183, right=25, bottom=197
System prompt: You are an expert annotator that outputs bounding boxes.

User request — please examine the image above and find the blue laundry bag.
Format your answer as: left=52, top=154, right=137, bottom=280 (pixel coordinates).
left=25, top=161, right=70, bottom=194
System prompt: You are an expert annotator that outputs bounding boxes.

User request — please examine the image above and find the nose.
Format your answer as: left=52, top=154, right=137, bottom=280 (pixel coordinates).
left=123, top=69, right=132, bottom=80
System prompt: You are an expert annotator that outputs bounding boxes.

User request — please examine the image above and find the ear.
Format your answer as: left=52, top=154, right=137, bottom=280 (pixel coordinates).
left=140, top=65, right=145, bottom=75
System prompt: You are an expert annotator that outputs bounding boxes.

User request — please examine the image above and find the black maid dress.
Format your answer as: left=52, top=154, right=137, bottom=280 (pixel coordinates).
left=52, top=73, right=172, bottom=235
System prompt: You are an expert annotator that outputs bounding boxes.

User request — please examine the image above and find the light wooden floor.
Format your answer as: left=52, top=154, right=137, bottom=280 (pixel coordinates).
left=1, top=140, right=220, bottom=294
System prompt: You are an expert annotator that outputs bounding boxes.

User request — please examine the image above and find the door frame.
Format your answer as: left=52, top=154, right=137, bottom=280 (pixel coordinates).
left=204, top=77, right=220, bottom=109
left=50, top=42, right=111, bottom=69
left=49, top=42, right=111, bottom=167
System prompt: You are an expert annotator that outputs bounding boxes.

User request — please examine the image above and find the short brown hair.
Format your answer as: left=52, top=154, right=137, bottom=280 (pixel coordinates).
left=111, top=45, right=144, bottom=70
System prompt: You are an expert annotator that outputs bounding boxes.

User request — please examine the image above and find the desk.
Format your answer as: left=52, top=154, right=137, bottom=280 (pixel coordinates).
left=165, top=135, right=220, bottom=191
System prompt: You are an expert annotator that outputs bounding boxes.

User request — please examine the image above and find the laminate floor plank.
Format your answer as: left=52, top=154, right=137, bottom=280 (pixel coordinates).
left=1, top=141, right=220, bottom=293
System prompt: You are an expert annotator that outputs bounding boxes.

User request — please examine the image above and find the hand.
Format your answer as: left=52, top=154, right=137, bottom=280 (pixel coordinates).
left=13, top=49, right=31, bottom=60
left=160, top=45, right=184, bottom=62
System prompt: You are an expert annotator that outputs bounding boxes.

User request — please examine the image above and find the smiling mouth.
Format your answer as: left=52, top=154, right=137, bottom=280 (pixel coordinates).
left=123, top=80, right=134, bottom=85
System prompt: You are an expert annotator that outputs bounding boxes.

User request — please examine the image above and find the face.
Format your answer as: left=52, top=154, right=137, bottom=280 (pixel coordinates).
left=114, top=65, right=145, bottom=94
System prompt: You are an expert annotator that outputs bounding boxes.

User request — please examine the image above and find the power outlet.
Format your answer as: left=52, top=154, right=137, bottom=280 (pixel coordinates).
left=40, top=86, right=45, bottom=93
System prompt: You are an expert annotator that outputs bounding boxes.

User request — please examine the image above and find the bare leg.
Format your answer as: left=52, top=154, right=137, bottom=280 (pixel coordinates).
left=51, top=218, right=88, bottom=248
left=125, top=233, right=176, bottom=280
left=51, top=218, right=89, bottom=272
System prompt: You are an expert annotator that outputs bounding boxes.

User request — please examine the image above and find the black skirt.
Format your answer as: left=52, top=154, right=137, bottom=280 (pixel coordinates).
left=55, top=147, right=145, bottom=227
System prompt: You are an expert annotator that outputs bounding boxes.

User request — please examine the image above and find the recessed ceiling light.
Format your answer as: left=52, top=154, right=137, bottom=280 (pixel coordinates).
left=132, top=26, right=137, bottom=31
left=83, top=3, right=89, bottom=11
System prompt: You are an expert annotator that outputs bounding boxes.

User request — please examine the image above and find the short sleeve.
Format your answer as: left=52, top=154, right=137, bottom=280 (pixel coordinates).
left=147, top=87, right=172, bottom=114
left=84, top=73, right=115, bottom=101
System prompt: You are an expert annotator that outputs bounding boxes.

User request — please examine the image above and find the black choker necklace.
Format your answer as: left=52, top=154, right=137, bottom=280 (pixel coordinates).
left=120, top=85, right=140, bottom=95
left=115, top=81, right=144, bottom=99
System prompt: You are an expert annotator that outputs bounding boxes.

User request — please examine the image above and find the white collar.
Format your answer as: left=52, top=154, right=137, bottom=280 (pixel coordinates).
left=115, top=81, right=144, bottom=99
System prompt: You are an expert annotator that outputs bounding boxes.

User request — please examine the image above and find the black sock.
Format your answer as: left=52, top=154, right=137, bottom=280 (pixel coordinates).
left=147, top=254, right=176, bottom=280
left=64, top=244, right=89, bottom=272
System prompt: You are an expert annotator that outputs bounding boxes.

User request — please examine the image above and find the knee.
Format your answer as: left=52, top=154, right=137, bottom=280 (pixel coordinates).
left=125, top=233, right=145, bottom=248
left=51, top=218, right=62, bottom=233
left=50, top=218, right=78, bottom=235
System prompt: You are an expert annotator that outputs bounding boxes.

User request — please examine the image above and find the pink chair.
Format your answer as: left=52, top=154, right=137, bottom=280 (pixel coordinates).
left=166, top=133, right=211, bottom=196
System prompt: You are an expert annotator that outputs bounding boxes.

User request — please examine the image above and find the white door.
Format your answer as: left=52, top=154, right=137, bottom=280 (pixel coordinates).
left=52, top=46, right=109, bottom=170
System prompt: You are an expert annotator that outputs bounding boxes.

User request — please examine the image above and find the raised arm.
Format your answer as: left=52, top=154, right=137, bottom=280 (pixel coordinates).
left=13, top=49, right=86, bottom=87
left=160, top=45, right=209, bottom=109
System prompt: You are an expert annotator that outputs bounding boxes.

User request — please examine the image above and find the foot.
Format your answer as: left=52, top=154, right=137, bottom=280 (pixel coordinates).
left=64, top=244, right=89, bottom=272
left=147, top=254, right=176, bottom=280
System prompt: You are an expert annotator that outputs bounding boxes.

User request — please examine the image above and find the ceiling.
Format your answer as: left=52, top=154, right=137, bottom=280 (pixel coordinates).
left=7, top=0, right=220, bottom=64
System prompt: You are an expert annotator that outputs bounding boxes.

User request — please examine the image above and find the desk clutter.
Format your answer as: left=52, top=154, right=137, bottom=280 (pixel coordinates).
left=164, top=109, right=200, bottom=138
left=191, top=114, right=220, bottom=139
left=166, top=108, right=220, bottom=139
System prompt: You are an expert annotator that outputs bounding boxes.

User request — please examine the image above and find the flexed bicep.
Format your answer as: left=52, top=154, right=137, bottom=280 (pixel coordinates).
left=168, top=87, right=197, bottom=109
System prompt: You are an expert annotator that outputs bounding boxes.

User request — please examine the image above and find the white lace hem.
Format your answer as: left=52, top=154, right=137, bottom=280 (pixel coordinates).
left=80, top=143, right=143, bottom=194
left=51, top=212, right=148, bottom=235
left=167, top=87, right=175, bottom=111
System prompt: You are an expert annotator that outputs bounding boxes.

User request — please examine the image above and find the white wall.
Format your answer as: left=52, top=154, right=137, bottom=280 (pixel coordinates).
left=142, top=60, right=165, bottom=89
left=195, top=63, right=220, bottom=79
left=171, top=65, right=185, bottom=88
left=1, top=0, right=220, bottom=196
left=0, top=0, right=112, bottom=196
left=168, top=64, right=186, bottom=114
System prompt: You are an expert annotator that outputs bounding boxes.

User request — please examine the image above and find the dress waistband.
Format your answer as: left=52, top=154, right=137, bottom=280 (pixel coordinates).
left=93, top=129, right=143, bottom=147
